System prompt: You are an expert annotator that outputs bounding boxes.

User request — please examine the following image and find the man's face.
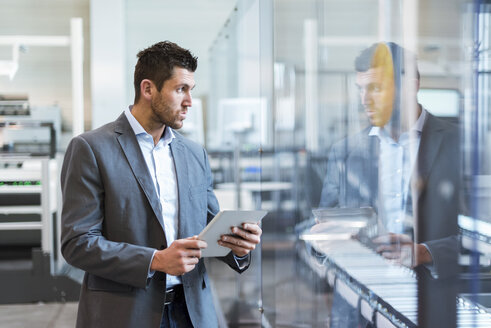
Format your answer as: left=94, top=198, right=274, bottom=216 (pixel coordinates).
left=150, top=67, right=195, bottom=129
left=355, top=67, right=395, bottom=127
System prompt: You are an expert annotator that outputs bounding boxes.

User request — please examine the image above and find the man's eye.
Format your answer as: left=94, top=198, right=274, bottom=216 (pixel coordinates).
left=177, top=87, right=184, bottom=93
left=370, top=85, right=382, bottom=92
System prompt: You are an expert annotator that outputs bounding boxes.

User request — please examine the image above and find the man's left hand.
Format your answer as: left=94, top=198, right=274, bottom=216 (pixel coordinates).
left=218, top=222, right=262, bottom=257
left=373, top=233, right=432, bottom=268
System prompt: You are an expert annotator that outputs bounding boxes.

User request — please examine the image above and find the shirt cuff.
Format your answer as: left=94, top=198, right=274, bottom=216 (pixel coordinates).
left=421, top=243, right=438, bottom=278
left=233, top=254, right=250, bottom=270
left=148, top=250, right=157, bottom=278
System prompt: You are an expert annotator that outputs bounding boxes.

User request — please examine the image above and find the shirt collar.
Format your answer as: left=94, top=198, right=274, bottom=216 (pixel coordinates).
left=369, top=107, right=427, bottom=138
left=124, top=106, right=146, bottom=135
left=413, top=106, right=426, bottom=133
left=124, top=106, right=176, bottom=144
left=162, top=124, right=176, bottom=145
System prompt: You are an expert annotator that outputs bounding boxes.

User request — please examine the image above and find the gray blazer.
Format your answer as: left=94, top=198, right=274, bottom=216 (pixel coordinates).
left=319, top=113, right=460, bottom=277
left=61, top=113, right=247, bottom=328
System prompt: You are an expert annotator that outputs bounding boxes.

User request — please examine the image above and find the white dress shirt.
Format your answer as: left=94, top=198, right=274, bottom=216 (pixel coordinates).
left=124, top=107, right=181, bottom=287
left=369, top=109, right=427, bottom=234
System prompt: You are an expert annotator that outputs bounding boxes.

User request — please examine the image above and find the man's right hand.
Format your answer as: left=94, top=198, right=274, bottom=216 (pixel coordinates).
left=150, top=236, right=207, bottom=276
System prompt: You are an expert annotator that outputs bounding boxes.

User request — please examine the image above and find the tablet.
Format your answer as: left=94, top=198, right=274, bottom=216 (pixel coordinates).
left=198, top=210, right=268, bottom=257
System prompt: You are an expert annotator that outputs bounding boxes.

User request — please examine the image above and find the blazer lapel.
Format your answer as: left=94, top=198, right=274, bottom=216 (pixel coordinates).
left=170, top=137, right=190, bottom=239
left=407, top=113, right=444, bottom=227
left=368, top=135, right=380, bottom=208
left=414, top=114, right=444, bottom=188
left=114, top=114, right=165, bottom=230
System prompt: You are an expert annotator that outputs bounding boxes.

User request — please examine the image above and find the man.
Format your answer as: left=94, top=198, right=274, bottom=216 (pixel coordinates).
left=319, top=42, right=459, bottom=327
left=61, top=41, right=262, bottom=328
left=320, top=42, right=459, bottom=272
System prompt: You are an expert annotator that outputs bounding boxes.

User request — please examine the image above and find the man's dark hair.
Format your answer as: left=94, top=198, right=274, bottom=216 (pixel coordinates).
left=133, top=41, right=198, bottom=103
left=354, top=42, right=420, bottom=80
left=354, top=43, right=379, bottom=73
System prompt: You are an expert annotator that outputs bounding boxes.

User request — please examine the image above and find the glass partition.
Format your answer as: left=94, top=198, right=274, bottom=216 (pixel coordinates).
left=207, top=1, right=271, bottom=326
left=459, top=2, right=491, bottom=328
left=208, top=0, right=491, bottom=327
left=269, top=0, right=464, bottom=327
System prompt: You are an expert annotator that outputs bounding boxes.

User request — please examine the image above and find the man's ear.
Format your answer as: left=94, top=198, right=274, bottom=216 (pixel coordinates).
left=140, top=79, right=154, bottom=101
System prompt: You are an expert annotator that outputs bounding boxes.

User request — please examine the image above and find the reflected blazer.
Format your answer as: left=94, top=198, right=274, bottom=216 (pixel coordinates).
left=61, top=113, right=248, bottom=328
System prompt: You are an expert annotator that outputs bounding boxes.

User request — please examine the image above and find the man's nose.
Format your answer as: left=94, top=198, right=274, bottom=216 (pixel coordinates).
left=360, top=90, right=371, bottom=105
left=183, top=91, right=192, bottom=107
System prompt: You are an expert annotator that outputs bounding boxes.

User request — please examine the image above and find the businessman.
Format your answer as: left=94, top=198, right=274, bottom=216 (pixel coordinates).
left=319, top=42, right=459, bottom=327
left=320, top=42, right=459, bottom=273
left=61, top=41, right=262, bottom=328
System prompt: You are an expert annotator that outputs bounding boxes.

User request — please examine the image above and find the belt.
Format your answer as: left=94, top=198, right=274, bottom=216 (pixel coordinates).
left=164, top=284, right=184, bottom=305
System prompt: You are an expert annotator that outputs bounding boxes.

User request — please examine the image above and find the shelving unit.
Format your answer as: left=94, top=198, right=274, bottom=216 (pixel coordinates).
left=0, top=156, right=56, bottom=270
left=0, top=154, right=80, bottom=303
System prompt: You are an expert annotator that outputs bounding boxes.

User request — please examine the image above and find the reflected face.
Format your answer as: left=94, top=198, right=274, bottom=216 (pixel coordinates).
left=150, top=67, right=195, bottom=129
left=356, top=67, right=395, bottom=127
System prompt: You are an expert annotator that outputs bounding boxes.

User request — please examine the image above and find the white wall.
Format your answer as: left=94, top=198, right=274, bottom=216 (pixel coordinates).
left=124, top=0, right=237, bottom=108
left=1, top=0, right=236, bottom=134
left=0, top=0, right=91, bottom=134
left=90, top=0, right=126, bottom=129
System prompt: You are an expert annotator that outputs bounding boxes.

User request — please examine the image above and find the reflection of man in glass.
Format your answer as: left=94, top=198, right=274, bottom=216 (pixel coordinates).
left=320, top=42, right=458, bottom=270
left=354, top=42, right=431, bottom=265
left=319, top=42, right=459, bottom=327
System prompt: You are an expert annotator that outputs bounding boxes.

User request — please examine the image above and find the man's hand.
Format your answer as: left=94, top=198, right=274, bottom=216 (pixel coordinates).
left=218, top=222, right=262, bottom=257
left=150, top=236, right=207, bottom=276
left=373, top=233, right=433, bottom=268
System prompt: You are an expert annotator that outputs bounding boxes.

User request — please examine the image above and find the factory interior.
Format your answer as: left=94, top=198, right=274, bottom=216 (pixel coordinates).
left=1, top=0, right=491, bottom=327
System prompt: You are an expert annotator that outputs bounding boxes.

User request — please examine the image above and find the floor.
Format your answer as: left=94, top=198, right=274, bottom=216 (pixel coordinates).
left=0, top=302, right=78, bottom=328
left=0, top=239, right=331, bottom=328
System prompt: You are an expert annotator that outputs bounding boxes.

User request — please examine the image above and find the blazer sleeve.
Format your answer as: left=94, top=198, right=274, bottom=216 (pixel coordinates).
left=424, top=235, right=460, bottom=279
left=60, top=136, right=155, bottom=289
